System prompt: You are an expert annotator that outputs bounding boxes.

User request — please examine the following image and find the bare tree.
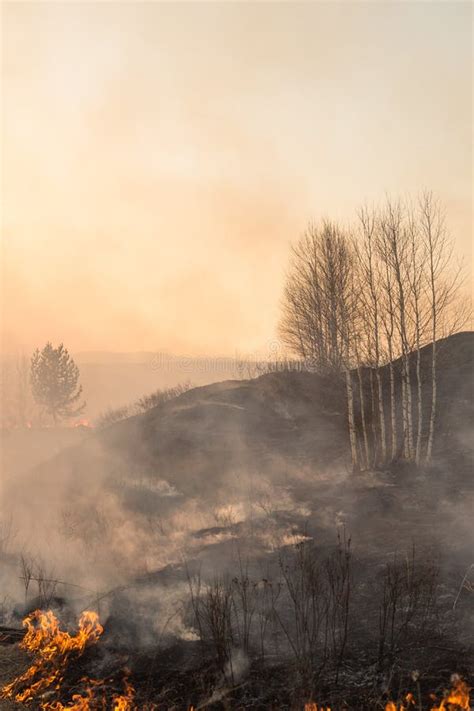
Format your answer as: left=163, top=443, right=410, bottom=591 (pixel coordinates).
left=418, top=192, right=467, bottom=462
left=280, top=221, right=363, bottom=470
left=0, top=353, right=36, bottom=428
left=279, top=221, right=357, bottom=374
left=406, top=204, right=429, bottom=465
left=377, top=236, right=399, bottom=462
left=356, top=206, right=387, bottom=465
left=280, top=194, right=468, bottom=471
left=345, top=367, right=359, bottom=471
left=378, top=200, right=415, bottom=460
left=341, top=244, right=363, bottom=471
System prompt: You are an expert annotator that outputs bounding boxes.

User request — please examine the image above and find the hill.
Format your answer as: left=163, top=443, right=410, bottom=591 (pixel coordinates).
left=2, top=332, right=471, bottom=575
left=20, top=332, right=473, bottom=495
left=75, top=351, right=243, bottom=419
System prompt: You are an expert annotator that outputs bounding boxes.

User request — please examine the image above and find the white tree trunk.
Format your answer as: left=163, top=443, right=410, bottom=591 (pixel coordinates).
left=386, top=335, right=397, bottom=461
left=389, top=361, right=397, bottom=460
left=405, top=354, right=414, bottom=460
left=426, top=340, right=437, bottom=461
left=370, top=369, right=378, bottom=467
left=358, top=366, right=370, bottom=469
left=376, top=368, right=387, bottom=464
left=401, top=364, right=409, bottom=459
left=345, top=369, right=359, bottom=471
left=415, top=344, right=423, bottom=466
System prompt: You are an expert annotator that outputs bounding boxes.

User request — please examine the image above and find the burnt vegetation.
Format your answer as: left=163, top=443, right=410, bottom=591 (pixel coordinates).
left=2, top=534, right=470, bottom=709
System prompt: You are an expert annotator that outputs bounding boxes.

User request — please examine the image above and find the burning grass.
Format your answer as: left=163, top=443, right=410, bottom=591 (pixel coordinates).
left=1, top=473, right=472, bottom=710
left=0, top=600, right=471, bottom=710
left=384, top=676, right=470, bottom=710
left=0, top=610, right=134, bottom=710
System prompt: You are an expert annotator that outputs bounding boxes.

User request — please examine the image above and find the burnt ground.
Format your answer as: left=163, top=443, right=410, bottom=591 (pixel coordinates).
left=1, top=462, right=473, bottom=709
left=0, top=333, right=473, bottom=708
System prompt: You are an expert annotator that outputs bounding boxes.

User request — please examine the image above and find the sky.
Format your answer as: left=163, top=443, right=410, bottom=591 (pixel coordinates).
left=1, top=1, right=472, bottom=357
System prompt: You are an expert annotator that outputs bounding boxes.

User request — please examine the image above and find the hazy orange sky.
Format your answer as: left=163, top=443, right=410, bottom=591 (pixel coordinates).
left=1, top=1, right=472, bottom=357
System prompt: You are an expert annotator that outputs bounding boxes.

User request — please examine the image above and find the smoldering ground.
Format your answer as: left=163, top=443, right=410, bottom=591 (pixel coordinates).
left=0, top=365, right=473, bottom=708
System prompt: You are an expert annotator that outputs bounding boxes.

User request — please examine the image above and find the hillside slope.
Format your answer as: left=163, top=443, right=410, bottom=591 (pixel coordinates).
left=11, top=332, right=472, bottom=506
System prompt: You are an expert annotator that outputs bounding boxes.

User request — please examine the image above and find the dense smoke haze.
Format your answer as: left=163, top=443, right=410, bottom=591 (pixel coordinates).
left=2, top=1, right=472, bottom=357
left=0, top=2, right=472, bottom=710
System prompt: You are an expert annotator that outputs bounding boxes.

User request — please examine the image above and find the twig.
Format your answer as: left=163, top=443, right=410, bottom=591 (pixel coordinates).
left=452, top=563, right=474, bottom=610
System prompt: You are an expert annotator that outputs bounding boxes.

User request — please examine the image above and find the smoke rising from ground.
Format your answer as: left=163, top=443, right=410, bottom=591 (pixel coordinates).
left=1, top=366, right=472, bottom=650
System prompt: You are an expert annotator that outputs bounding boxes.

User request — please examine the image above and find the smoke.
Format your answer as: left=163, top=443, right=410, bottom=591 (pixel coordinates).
left=2, top=2, right=472, bottom=357
left=0, top=361, right=473, bottom=694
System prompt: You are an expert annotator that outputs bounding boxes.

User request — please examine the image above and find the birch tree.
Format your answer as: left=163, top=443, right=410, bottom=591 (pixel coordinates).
left=356, top=206, right=387, bottom=465
left=280, top=220, right=361, bottom=470
left=379, top=200, right=415, bottom=460
left=280, top=193, right=468, bottom=471
left=376, top=233, right=399, bottom=462
left=406, top=205, right=428, bottom=465
left=418, top=192, right=467, bottom=461
left=280, top=221, right=357, bottom=374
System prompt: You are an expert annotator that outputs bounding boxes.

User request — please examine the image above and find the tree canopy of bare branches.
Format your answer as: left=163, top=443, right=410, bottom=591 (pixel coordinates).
left=279, top=221, right=358, bottom=375
left=279, top=193, right=469, bottom=470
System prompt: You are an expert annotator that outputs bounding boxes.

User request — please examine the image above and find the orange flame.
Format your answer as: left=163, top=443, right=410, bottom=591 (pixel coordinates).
left=430, top=676, right=470, bottom=710
left=0, top=608, right=137, bottom=709
left=73, top=419, right=93, bottom=428
left=112, top=676, right=136, bottom=711
left=385, top=693, right=416, bottom=711
left=42, top=680, right=104, bottom=711
left=385, top=677, right=470, bottom=711
left=1, top=611, right=470, bottom=711
left=41, top=674, right=136, bottom=711
left=1, top=610, right=103, bottom=706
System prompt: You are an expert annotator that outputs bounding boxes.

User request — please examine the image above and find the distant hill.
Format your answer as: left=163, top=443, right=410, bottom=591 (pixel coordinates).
left=14, top=332, right=473, bottom=509
left=74, top=352, right=246, bottom=419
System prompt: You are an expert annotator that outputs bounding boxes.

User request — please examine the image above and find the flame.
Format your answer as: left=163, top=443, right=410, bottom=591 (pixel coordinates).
left=42, top=680, right=104, bottom=711
left=430, top=676, right=470, bottom=711
left=112, top=676, right=136, bottom=711
left=42, top=674, right=136, bottom=711
left=0, top=608, right=138, bottom=710
left=385, top=693, right=416, bottom=711
left=1, top=611, right=470, bottom=711
left=72, top=418, right=93, bottom=428
left=385, top=677, right=470, bottom=711
left=1, top=610, right=103, bottom=706
left=0, top=608, right=139, bottom=710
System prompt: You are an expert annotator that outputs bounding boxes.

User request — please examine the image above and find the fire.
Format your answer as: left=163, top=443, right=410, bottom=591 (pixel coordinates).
left=0, top=608, right=138, bottom=709
left=73, top=418, right=93, bottom=428
left=385, top=676, right=470, bottom=711
left=112, top=676, right=136, bottom=711
left=385, top=693, right=415, bottom=711
left=1, top=610, right=470, bottom=711
left=430, top=675, right=470, bottom=711
left=42, top=680, right=103, bottom=711
left=40, top=675, right=136, bottom=711
left=1, top=609, right=103, bottom=706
